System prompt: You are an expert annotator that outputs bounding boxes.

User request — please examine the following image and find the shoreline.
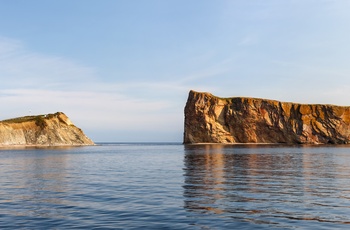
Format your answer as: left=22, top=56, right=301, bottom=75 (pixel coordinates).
left=0, top=144, right=96, bottom=149
left=183, top=142, right=350, bottom=146
left=184, top=142, right=282, bottom=145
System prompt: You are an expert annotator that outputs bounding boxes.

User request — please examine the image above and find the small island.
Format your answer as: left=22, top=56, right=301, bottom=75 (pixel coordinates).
left=0, top=112, right=94, bottom=146
left=184, top=90, right=350, bottom=144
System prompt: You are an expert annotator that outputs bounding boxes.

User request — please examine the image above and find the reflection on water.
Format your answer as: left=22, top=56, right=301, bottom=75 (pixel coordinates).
left=0, top=150, right=69, bottom=219
left=183, top=144, right=350, bottom=228
left=183, top=145, right=226, bottom=214
left=2, top=144, right=350, bottom=229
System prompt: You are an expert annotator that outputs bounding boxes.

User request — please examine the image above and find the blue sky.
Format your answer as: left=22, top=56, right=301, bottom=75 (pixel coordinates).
left=1, top=0, right=350, bottom=142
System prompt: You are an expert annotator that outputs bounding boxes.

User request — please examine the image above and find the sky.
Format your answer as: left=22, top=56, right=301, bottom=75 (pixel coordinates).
left=1, top=0, right=350, bottom=142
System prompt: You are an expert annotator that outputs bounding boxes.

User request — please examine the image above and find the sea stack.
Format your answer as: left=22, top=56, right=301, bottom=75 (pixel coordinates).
left=0, top=112, right=94, bottom=146
left=184, top=90, right=350, bottom=144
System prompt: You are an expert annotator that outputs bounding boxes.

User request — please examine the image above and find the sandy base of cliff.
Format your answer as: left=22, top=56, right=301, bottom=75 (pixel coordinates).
left=185, top=142, right=282, bottom=145
left=0, top=143, right=96, bottom=149
left=184, top=142, right=339, bottom=146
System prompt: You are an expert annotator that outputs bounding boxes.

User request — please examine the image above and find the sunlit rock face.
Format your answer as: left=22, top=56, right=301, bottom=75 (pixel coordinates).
left=184, top=90, right=350, bottom=144
left=0, top=112, right=94, bottom=146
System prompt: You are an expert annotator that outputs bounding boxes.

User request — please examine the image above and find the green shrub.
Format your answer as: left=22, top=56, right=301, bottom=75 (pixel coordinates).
left=35, top=116, right=47, bottom=128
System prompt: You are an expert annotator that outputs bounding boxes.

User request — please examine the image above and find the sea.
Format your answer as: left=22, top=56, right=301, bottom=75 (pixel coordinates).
left=1, top=143, right=350, bottom=229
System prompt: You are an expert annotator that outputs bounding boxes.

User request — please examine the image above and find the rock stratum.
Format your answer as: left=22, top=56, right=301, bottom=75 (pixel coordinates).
left=184, top=90, right=350, bottom=144
left=0, top=112, right=94, bottom=146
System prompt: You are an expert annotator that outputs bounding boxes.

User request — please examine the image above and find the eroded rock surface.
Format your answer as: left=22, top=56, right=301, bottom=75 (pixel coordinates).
left=184, top=90, right=350, bottom=144
left=0, top=112, right=94, bottom=146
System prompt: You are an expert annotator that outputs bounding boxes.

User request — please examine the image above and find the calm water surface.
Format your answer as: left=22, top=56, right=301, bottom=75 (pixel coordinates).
left=1, top=143, right=350, bottom=229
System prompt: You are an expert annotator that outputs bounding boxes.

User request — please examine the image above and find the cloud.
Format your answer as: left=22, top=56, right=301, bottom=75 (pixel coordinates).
left=0, top=89, right=187, bottom=142
left=0, top=37, right=187, bottom=141
left=0, top=37, right=22, bottom=54
left=0, top=88, right=182, bottom=139
left=175, top=57, right=234, bottom=85
left=238, top=36, right=258, bottom=46
left=0, top=37, right=96, bottom=90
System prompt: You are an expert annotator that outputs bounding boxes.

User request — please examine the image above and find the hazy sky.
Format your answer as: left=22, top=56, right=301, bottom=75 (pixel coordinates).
left=1, top=0, right=350, bottom=142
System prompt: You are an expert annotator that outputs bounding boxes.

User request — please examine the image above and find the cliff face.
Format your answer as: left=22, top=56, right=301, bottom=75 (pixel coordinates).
left=184, top=90, right=350, bottom=144
left=0, top=112, right=94, bottom=146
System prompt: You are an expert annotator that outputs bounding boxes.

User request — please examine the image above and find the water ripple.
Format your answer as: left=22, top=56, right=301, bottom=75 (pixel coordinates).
left=183, top=144, right=350, bottom=229
left=1, top=144, right=350, bottom=229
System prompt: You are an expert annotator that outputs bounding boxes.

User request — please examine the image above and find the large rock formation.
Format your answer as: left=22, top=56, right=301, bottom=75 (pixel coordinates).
left=184, top=90, right=350, bottom=144
left=0, top=112, right=94, bottom=146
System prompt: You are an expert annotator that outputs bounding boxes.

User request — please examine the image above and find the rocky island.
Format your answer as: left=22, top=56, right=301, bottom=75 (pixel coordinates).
left=184, top=90, right=350, bottom=144
left=0, top=112, right=94, bottom=146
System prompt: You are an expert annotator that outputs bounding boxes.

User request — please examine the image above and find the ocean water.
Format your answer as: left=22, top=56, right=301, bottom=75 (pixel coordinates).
left=1, top=143, right=350, bottom=229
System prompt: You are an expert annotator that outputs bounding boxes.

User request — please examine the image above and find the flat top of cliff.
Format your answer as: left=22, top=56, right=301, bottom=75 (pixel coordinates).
left=1, top=115, right=47, bottom=124
left=0, top=112, right=69, bottom=124
left=189, top=90, right=348, bottom=108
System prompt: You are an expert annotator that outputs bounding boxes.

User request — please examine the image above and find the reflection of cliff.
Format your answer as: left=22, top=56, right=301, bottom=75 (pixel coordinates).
left=183, top=145, right=226, bottom=214
left=1, top=150, right=71, bottom=218
left=183, top=144, right=340, bottom=217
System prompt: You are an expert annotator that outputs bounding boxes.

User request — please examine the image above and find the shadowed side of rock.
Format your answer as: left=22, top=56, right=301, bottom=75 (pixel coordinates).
left=0, top=112, right=94, bottom=146
left=184, top=90, right=350, bottom=144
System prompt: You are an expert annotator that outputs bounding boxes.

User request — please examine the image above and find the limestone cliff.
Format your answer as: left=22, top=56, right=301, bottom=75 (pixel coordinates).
left=184, top=90, right=350, bottom=144
left=0, top=112, right=94, bottom=146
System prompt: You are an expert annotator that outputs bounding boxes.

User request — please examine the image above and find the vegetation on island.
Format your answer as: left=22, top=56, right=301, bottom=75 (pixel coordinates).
left=0, top=113, right=63, bottom=128
left=0, top=115, right=44, bottom=124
